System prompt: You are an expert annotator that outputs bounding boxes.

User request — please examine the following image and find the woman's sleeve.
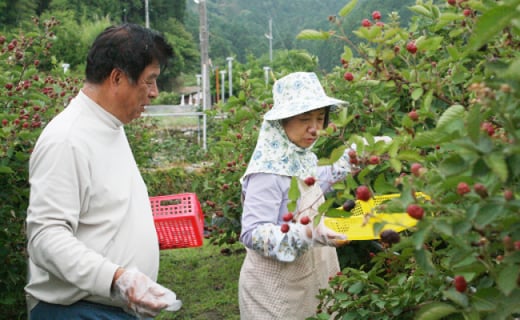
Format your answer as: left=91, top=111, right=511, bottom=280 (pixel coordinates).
left=317, top=149, right=353, bottom=193
left=239, top=173, right=311, bottom=262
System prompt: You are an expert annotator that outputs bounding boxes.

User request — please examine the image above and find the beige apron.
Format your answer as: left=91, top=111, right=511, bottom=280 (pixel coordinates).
left=239, top=180, right=340, bottom=319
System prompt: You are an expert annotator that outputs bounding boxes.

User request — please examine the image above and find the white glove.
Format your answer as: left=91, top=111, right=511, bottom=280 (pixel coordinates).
left=350, top=135, right=392, bottom=151
left=311, top=217, right=348, bottom=247
left=111, top=268, right=182, bottom=318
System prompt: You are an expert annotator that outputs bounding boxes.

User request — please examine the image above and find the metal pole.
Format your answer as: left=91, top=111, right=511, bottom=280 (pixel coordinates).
left=265, top=18, right=273, bottom=62
left=219, top=70, right=226, bottom=102
left=226, top=57, right=233, bottom=97
left=145, top=0, right=150, bottom=28
left=263, top=66, right=270, bottom=86
left=202, top=64, right=208, bottom=151
left=198, top=0, right=211, bottom=112
left=196, top=74, right=202, bottom=145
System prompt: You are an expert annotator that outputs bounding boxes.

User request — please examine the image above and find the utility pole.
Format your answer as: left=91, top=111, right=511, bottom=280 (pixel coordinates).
left=226, top=57, right=233, bottom=97
left=196, top=0, right=211, bottom=111
left=264, top=18, right=273, bottom=62
left=220, top=70, right=226, bottom=102
left=145, top=0, right=150, bottom=28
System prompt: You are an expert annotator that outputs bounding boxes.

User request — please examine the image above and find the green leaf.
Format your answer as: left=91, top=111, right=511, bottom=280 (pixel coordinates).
left=408, top=5, right=433, bottom=18
left=443, top=288, right=469, bottom=308
left=416, top=36, right=443, bottom=51
left=483, top=153, right=508, bottom=182
left=411, top=87, right=424, bottom=101
left=497, top=264, right=518, bottom=296
left=415, top=248, right=436, bottom=274
left=439, top=154, right=467, bottom=176
left=397, top=150, right=423, bottom=162
left=475, top=204, right=503, bottom=228
left=347, top=281, right=364, bottom=294
left=435, top=12, right=463, bottom=30
left=338, top=0, right=358, bottom=17
left=465, top=2, right=519, bottom=55
left=342, top=46, right=353, bottom=62
left=437, top=105, right=465, bottom=131
left=287, top=177, right=300, bottom=213
left=0, top=166, right=15, bottom=174
left=296, top=29, right=330, bottom=40
left=466, top=105, right=482, bottom=143
left=415, top=302, right=459, bottom=320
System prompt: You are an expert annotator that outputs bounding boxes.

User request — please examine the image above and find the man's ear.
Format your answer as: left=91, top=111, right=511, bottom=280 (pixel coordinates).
left=109, top=68, right=125, bottom=86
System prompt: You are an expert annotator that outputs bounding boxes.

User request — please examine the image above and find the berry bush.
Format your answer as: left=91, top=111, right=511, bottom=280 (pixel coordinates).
left=295, top=0, right=520, bottom=318
left=0, top=18, right=81, bottom=316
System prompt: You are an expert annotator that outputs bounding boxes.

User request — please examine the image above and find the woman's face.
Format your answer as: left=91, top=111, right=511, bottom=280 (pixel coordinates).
left=282, top=108, right=326, bottom=148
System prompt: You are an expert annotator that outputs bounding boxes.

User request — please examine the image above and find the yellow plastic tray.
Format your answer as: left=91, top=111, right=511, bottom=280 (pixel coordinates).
left=324, top=192, right=430, bottom=240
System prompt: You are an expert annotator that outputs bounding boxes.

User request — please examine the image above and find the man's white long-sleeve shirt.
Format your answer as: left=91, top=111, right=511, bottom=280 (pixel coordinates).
left=25, top=91, right=159, bottom=310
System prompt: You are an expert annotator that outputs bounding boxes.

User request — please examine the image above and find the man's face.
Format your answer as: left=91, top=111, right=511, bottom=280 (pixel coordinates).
left=118, top=62, right=161, bottom=124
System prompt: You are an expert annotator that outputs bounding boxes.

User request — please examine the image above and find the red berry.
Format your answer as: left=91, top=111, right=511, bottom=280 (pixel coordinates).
left=343, top=72, right=354, bottom=81
left=280, top=223, right=290, bottom=233
left=453, top=275, right=467, bottom=293
left=406, top=41, right=417, bottom=54
left=348, top=149, right=357, bottom=159
left=2, top=119, right=8, bottom=126
left=369, top=155, right=380, bottom=165
left=282, top=212, right=294, bottom=222
left=463, top=9, right=472, bottom=17
left=300, top=216, right=311, bottom=225
left=0, top=36, right=5, bottom=45
left=372, top=11, right=382, bottom=20
left=304, top=176, right=316, bottom=186
left=515, top=241, right=520, bottom=251
left=448, top=0, right=456, bottom=5
left=457, top=182, right=471, bottom=195
left=406, top=204, right=424, bottom=220
left=408, top=110, right=419, bottom=121
left=410, top=163, right=423, bottom=177
left=473, top=183, right=488, bottom=198
left=480, top=122, right=495, bottom=136
left=362, top=19, right=372, bottom=27
left=356, top=185, right=371, bottom=201
left=4, top=83, right=13, bottom=90
left=504, top=189, right=514, bottom=201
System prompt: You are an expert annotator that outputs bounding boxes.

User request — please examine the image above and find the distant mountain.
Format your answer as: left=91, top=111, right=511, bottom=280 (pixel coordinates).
left=185, top=0, right=415, bottom=71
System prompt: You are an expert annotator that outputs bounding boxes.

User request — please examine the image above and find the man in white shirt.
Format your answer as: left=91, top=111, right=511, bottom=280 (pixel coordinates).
left=26, top=23, right=181, bottom=319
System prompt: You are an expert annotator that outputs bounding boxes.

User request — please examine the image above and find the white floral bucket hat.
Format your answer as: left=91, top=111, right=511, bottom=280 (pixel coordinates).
left=264, top=72, right=347, bottom=120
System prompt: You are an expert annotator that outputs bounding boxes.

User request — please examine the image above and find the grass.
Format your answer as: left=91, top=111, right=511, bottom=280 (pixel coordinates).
left=156, top=240, right=245, bottom=320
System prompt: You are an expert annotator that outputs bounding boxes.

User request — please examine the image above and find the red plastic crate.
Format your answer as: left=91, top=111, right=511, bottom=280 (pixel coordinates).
left=150, top=193, right=204, bottom=249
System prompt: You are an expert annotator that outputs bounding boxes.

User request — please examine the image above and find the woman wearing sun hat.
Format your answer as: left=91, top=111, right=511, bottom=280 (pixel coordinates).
left=238, top=72, right=354, bottom=319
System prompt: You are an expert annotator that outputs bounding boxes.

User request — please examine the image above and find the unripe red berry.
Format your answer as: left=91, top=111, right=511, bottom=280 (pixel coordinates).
left=473, top=183, right=488, bottom=198
left=410, top=163, right=423, bottom=177
left=372, top=11, right=382, bottom=20
left=407, top=204, right=424, bottom=220
left=304, top=176, right=316, bottom=186
left=504, top=189, right=514, bottom=201
left=369, top=155, right=380, bottom=165
left=356, top=185, right=371, bottom=201
left=457, top=182, right=471, bottom=195
left=362, top=19, right=372, bottom=27
left=282, top=212, right=294, bottom=222
left=408, top=110, right=419, bottom=121
left=453, top=275, right=467, bottom=293
left=406, top=41, right=417, bottom=54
